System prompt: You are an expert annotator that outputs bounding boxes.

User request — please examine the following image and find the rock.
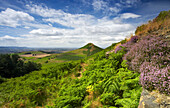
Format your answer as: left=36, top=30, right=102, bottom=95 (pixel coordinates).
left=138, top=89, right=170, bottom=108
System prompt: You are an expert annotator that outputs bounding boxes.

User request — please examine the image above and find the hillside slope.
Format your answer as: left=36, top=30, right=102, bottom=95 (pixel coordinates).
left=135, top=10, right=170, bottom=37
left=0, top=43, right=142, bottom=108
left=19, top=43, right=103, bottom=66
left=77, top=43, right=103, bottom=56
left=54, top=43, right=103, bottom=60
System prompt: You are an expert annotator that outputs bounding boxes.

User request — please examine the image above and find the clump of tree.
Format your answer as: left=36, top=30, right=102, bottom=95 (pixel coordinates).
left=0, top=54, right=41, bottom=78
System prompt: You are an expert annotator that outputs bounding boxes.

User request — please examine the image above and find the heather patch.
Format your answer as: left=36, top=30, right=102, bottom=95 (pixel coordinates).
left=115, top=36, right=138, bottom=53
left=122, top=35, right=169, bottom=94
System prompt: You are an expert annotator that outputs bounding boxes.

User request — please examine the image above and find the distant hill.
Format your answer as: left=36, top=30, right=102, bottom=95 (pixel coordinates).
left=135, top=10, right=170, bottom=37
left=0, top=46, right=75, bottom=54
left=55, top=43, right=103, bottom=61
left=43, top=43, right=101, bottom=61
left=78, top=43, right=103, bottom=56
left=16, top=43, right=102, bottom=66
left=0, top=46, right=30, bottom=54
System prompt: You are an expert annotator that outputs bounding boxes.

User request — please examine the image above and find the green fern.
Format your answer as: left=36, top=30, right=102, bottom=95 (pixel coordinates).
left=115, top=98, right=134, bottom=108
left=103, top=77, right=121, bottom=94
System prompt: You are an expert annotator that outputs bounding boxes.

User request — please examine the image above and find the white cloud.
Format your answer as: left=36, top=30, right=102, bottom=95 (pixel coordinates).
left=115, top=3, right=121, bottom=7
left=92, top=0, right=107, bottom=11
left=0, top=8, right=52, bottom=29
left=0, top=8, right=34, bottom=27
left=27, top=4, right=96, bottom=28
left=29, top=28, right=63, bottom=36
left=109, top=7, right=120, bottom=13
left=43, top=14, right=96, bottom=28
left=24, top=26, right=30, bottom=29
left=120, top=0, right=141, bottom=6
left=23, top=22, right=51, bottom=29
left=26, top=4, right=65, bottom=18
left=0, top=35, right=21, bottom=46
left=92, top=0, right=120, bottom=14
left=48, top=23, right=53, bottom=27
left=120, top=13, right=141, bottom=19
left=0, top=35, right=16, bottom=40
left=25, top=15, right=136, bottom=47
left=1, top=4, right=140, bottom=48
left=91, top=0, right=140, bottom=15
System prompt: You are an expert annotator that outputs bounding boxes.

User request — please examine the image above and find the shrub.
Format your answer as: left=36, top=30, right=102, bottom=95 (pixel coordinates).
left=124, top=35, right=169, bottom=72
left=130, top=36, right=138, bottom=43
left=0, top=54, right=42, bottom=78
left=115, top=36, right=138, bottom=53
left=140, top=62, right=170, bottom=94
left=123, top=35, right=169, bottom=94
left=45, top=60, right=48, bottom=63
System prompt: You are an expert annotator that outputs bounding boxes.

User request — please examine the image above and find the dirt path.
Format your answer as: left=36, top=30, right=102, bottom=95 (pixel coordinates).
left=77, top=63, right=88, bottom=79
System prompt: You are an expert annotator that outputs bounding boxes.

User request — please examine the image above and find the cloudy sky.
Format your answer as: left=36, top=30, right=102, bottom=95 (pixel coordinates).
left=0, top=0, right=170, bottom=48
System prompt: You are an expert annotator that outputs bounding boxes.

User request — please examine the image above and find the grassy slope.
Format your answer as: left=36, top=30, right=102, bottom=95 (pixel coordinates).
left=0, top=42, right=142, bottom=108
left=20, top=43, right=103, bottom=67
left=135, top=10, right=170, bottom=37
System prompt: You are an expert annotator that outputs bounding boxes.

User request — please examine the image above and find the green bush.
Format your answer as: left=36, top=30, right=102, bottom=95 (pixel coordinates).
left=0, top=54, right=41, bottom=78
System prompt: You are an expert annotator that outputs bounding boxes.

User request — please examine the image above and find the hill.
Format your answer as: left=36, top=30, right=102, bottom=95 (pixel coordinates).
left=79, top=43, right=103, bottom=56
left=0, top=46, right=29, bottom=54
left=18, top=43, right=103, bottom=67
left=51, top=43, right=103, bottom=61
left=0, top=41, right=143, bottom=108
left=135, top=10, right=170, bottom=37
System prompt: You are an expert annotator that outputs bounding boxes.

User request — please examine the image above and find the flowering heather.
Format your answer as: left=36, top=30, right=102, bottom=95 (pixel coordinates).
left=114, top=36, right=139, bottom=53
left=124, top=35, right=169, bottom=71
left=114, top=43, right=126, bottom=53
left=140, top=62, right=170, bottom=94
left=129, top=36, right=138, bottom=43
left=123, top=35, right=170, bottom=94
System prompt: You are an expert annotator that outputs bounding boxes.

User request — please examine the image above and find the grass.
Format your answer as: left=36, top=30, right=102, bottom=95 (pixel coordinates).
left=135, top=10, right=170, bottom=36
left=56, top=53, right=85, bottom=61
left=20, top=43, right=103, bottom=68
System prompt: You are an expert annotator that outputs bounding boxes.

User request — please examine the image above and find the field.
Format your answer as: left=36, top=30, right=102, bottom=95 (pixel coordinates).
left=20, top=54, right=51, bottom=58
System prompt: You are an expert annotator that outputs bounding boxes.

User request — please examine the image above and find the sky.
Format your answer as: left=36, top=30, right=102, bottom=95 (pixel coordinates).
left=0, top=0, right=170, bottom=48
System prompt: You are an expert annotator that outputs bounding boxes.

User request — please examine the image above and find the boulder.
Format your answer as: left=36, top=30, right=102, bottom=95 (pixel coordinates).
left=138, top=89, right=170, bottom=108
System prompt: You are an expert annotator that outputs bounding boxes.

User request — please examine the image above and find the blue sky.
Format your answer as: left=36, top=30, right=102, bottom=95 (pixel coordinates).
left=0, top=0, right=169, bottom=48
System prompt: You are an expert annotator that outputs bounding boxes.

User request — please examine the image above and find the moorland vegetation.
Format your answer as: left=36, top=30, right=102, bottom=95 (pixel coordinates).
left=0, top=10, right=169, bottom=108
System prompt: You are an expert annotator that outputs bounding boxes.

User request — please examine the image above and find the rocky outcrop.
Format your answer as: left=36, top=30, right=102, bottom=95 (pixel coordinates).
left=138, top=89, right=170, bottom=108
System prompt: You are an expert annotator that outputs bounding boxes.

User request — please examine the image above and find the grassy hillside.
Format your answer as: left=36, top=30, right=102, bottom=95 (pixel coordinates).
left=78, top=43, right=103, bottom=56
left=135, top=10, right=170, bottom=37
left=55, top=43, right=102, bottom=60
left=19, top=43, right=103, bottom=67
left=0, top=44, right=142, bottom=108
